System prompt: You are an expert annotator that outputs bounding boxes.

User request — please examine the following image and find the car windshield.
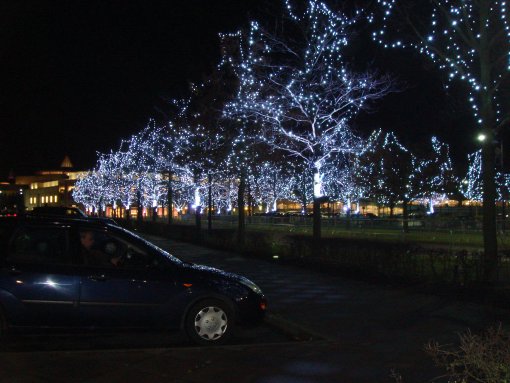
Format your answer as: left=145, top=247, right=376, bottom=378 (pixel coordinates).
left=111, top=225, right=183, bottom=265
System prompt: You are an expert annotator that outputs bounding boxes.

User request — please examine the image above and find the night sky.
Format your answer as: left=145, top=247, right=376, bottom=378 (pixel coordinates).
left=0, top=0, right=478, bottom=180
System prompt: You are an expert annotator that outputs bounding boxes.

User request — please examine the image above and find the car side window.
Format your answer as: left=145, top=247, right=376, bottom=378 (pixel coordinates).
left=123, top=243, right=155, bottom=269
left=7, top=227, right=69, bottom=264
left=80, top=229, right=125, bottom=268
left=79, top=229, right=155, bottom=269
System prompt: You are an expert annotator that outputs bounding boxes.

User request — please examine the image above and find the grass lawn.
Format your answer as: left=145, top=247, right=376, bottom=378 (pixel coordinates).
left=171, top=217, right=510, bottom=251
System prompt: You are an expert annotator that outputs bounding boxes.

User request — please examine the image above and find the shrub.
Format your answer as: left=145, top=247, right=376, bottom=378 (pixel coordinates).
left=425, top=324, right=510, bottom=383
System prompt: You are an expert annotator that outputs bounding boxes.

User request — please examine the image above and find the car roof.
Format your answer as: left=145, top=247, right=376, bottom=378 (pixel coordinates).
left=0, top=215, right=125, bottom=250
left=3, top=214, right=111, bottom=229
left=31, top=206, right=87, bottom=217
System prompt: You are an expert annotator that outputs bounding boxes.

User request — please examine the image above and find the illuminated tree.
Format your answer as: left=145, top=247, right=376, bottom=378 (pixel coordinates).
left=462, top=150, right=483, bottom=201
left=288, top=163, right=314, bottom=214
left=73, top=171, right=105, bottom=214
left=462, top=149, right=510, bottom=202
left=416, top=136, right=458, bottom=213
left=324, top=154, right=368, bottom=215
left=226, top=0, right=393, bottom=239
left=74, top=120, right=191, bottom=221
left=250, top=161, right=293, bottom=213
left=120, top=121, right=184, bottom=221
left=356, top=129, right=419, bottom=230
left=371, top=0, right=510, bottom=279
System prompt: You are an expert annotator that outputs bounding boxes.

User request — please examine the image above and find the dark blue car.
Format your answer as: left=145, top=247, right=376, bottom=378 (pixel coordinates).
left=0, top=217, right=266, bottom=345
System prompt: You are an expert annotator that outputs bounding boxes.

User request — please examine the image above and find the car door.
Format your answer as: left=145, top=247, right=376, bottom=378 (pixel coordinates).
left=74, top=226, right=183, bottom=328
left=0, top=223, right=80, bottom=327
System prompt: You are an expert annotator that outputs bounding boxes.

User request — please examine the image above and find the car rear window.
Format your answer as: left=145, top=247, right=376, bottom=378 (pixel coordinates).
left=7, top=226, right=69, bottom=264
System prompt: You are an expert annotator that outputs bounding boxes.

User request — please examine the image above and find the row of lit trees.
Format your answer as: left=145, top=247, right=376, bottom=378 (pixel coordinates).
left=74, top=0, right=509, bottom=281
left=73, top=118, right=499, bottom=221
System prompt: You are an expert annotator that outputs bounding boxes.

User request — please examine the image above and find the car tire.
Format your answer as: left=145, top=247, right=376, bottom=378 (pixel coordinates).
left=185, top=299, right=233, bottom=346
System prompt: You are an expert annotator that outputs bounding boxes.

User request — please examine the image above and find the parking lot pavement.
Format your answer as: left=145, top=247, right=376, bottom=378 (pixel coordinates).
left=143, top=235, right=510, bottom=381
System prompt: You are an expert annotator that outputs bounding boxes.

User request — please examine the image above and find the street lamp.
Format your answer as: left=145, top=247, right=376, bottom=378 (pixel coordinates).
left=477, top=133, right=487, bottom=142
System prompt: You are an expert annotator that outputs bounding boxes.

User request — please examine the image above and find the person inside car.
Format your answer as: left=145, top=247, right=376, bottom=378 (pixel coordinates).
left=80, top=230, right=122, bottom=267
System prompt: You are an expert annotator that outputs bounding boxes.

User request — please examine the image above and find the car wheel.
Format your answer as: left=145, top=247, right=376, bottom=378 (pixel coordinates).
left=185, top=299, right=233, bottom=345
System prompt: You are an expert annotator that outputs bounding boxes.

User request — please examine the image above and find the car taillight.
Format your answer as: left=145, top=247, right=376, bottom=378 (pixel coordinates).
left=260, top=299, right=267, bottom=311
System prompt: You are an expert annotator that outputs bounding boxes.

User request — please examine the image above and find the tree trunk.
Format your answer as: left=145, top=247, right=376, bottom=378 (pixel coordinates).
left=313, top=197, right=321, bottom=241
left=481, top=126, right=498, bottom=282
left=208, top=173, right=212, bottom=231
left=302, top=174, right=307, bottom=214
left=136, top=191, right=142, bottom=224
left=345, top=202, right=351, bottom=231
left=238, top=168, right=246, bottom=244
left=501, top=191, right=506, bottom=233
left=167, top=170, right=173, bottom=225
left=312, top=165, right=323, bottom=241
left=479, top=1, right=498, bottom=282
left=247, top=179, right=253, bottom=222
left=402, top=199, right=409, bottom=233
left=193, top=172, right=202, bottom=231
left=195, top=206, right=202, bottom=230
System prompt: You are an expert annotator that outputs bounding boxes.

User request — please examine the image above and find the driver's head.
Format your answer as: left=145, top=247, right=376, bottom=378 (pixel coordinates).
left=80, top=231, right=95, bottom=250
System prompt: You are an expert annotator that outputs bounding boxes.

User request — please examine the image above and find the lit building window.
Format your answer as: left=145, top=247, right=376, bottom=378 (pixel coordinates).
left=54, top=195, right=58, bottom=203
left=41, top=181, right=58, bottom=188
left=50, top=196, right=53, bottom=203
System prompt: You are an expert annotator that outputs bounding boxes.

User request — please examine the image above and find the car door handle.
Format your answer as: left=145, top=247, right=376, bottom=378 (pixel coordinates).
left=88, top=274, right=107, bottom=282
left=9, top=268, right=21, bottom=276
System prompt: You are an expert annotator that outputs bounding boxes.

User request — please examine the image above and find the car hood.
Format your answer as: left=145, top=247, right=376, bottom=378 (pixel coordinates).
left=183, top=262, right=242, bottom=281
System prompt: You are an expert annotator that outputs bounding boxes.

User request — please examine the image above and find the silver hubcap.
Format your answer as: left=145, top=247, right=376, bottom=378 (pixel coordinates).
left=194, top=306, right=228, bottom=341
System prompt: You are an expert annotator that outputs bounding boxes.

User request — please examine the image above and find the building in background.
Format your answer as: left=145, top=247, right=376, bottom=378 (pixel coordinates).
left=12, top=156, right=86, bottom=211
